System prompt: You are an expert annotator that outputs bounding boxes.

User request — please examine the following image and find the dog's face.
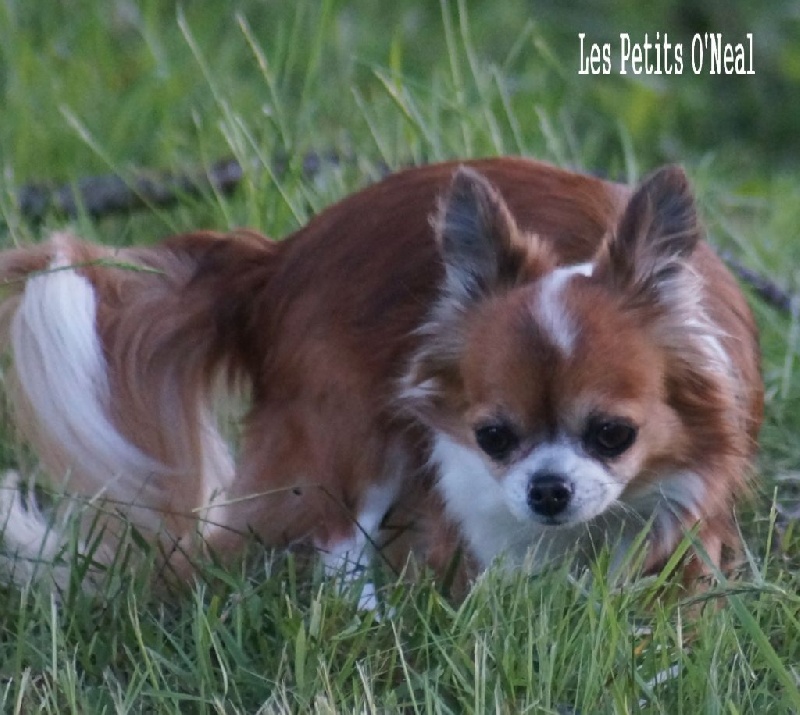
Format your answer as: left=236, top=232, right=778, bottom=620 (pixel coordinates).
left=403, top=165, right=734, bottom=537
left=457, top=276, right=682, bottom=527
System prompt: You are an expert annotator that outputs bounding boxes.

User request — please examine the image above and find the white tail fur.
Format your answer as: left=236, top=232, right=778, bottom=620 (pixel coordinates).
left=0, top=237, right=236, bottom=589
left=0, top=249, right=160, bottom=589
left=10, top=251, right=165, bottom=505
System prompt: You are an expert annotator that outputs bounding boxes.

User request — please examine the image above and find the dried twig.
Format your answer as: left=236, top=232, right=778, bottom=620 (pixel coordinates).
left=10, top=152, right=345, bottom=223
left=15, top=158, right=243, bottom=222
left=718, top=251, right=795, bottom=314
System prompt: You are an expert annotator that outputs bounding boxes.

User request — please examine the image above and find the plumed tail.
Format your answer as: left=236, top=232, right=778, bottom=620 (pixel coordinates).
left=10, top=243, right=164, bottom=508
left=0, top=230, right=276, bottom=589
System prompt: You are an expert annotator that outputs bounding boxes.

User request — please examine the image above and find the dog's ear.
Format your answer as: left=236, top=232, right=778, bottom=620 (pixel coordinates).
left=593, top=165, right=723, bottom=372
left=434, top=167, right=535, bottom=301
left=597, top=165, right=701, bottom=302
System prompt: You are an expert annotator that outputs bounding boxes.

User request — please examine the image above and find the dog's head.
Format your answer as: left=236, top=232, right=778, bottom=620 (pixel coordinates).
left=402, top=165, right=743, bottom=541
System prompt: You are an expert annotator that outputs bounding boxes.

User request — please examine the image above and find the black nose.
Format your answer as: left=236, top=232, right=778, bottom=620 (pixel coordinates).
left=527, top=474, right=573, bottom=517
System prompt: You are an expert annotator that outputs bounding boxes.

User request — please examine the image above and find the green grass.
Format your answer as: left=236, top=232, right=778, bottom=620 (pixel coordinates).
left=1, top=1, right=800, bottom=712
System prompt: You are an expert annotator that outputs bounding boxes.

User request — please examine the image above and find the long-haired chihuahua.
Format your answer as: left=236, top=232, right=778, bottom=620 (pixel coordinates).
left=0, top=157, right=762, bottom=597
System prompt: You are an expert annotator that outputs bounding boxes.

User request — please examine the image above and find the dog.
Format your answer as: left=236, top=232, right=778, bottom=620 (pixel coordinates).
left=0, top=157, right=762, bottom=597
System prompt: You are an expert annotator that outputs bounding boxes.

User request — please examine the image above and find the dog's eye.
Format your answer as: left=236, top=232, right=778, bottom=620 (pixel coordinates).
left=474, top=422, right=519, bottom=461
left=584, top=419, right=637, bottom=459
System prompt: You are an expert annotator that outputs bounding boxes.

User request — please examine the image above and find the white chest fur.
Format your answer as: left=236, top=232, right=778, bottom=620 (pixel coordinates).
left=431, top=434, right=571, bottom=569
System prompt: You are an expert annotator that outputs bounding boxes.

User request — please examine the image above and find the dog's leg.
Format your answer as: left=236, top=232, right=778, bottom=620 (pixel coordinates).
left=316, top=532, right=378, bottom=611
left=313, top=480, right=401, bottom=612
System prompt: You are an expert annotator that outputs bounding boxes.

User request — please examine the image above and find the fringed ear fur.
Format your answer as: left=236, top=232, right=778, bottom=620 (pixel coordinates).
left=434, top=166, right=535, bottom=302
left=594, top=165, right=735, bottom=381
left=598, top=164, right=702, bottom=304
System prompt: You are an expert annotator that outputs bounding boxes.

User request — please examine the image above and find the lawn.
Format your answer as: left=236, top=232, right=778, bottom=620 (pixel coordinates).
left=1, top=1, right=799, bottom=712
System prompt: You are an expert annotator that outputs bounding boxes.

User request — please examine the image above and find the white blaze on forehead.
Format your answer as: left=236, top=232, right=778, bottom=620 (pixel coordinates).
left=531, top=263, right=593, bottom=355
